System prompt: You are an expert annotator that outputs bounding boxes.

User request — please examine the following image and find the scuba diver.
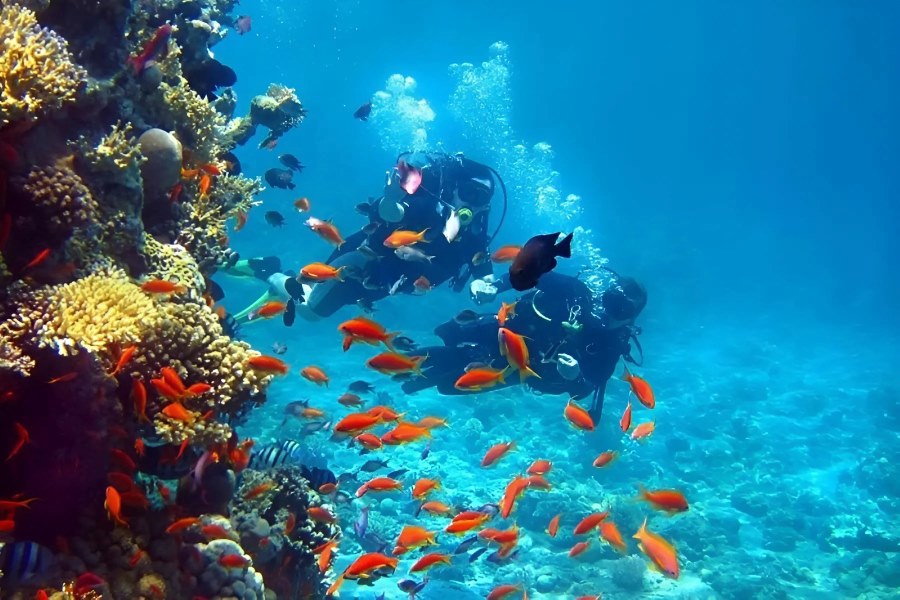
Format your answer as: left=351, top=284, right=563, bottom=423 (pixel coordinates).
left=401, top=269, right=648, bottom=421
left=211, top=256, right=305, bottom=327
left=296, top=151, right=507, bottom=320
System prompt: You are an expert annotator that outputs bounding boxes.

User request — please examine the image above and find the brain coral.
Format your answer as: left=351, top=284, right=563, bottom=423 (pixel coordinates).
left=0, top=4, right=87, bottom=126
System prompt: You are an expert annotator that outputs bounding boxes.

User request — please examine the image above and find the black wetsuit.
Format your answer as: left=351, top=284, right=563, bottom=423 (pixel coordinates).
left=306, top=152, right=496, bottom=317
left=401, top=271, right=635, bottom=420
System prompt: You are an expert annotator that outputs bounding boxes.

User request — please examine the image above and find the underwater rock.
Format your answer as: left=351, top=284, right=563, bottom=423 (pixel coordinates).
left=139, top=128, right=183, bottom=205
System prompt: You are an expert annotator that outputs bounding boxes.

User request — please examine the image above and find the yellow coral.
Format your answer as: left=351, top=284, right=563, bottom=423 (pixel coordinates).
left=0, top=4, right=86, bottom=126
left=142, top=235, right=204, bottom=294
left=77, top=121, right=145, bottom=173
left=2, top=268, right=157, bottom=356
left=18, top=157, right=99, bottom=234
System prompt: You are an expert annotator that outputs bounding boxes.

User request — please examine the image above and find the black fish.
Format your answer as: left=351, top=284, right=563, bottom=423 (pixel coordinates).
left=359, top=459, right=389, bottom=473
left=301, top=465, right=338, bottom=490
left=278, top=153, right=305, bottom=172
left=509, top=231, right=573, bottom=291
left=349, top=380, right=375, bottom=394
left=393, top=336, right=417, bottom=351
left=386, top=468, right=409, bottom=480
left=469, top=546, right=488, bottom=563
left=259, top=133, right=279, bottom=150
left=264, top=168, right=295, bottom=190
left=0, top=542, right=56, bottom=587
left=353, top=100, right=373, bottom=121
left=299, top=420, right=331, bottom=435
left=265, top=211, right=286, bottom=227
left=453, top=535, right=478, bottom=554
left=453, top=309, right=479, bottom=324
left=248, top=440, right=302, bottom=469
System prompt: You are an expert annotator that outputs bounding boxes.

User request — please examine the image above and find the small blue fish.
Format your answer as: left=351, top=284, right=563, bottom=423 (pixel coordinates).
left=454, top=535, right=479, bottom=555
left=469, top=546, right=488, bottom=563
left=421, top=442, right=431, bottom=460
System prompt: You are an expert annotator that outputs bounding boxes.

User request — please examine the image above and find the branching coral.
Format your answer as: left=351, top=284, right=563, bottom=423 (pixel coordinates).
left=76, top=121, right=145, bottom=175
left=0, top=4, right=87, bottom=126
left=142, top=235, right=204, bottom=295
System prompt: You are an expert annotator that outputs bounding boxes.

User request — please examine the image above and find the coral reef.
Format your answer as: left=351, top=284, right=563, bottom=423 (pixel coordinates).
left=0, top=4, right=86, bottom=126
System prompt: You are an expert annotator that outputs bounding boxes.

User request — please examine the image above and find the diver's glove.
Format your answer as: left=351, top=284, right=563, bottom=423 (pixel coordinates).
left=556, top=353, right=581, bottom=381
left=469, top=275, right=499, bottom=305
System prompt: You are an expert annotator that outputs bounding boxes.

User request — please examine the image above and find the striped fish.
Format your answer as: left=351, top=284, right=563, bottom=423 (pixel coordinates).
left=248, top=440, right=303, bottom=470
left=0, top=541, right=56, bottom=587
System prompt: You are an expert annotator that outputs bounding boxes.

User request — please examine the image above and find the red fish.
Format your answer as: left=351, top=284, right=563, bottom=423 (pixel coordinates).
left=454, top=367, right=508, bottom=391
left=481, top=441, right=515, bottom=467
left=637, top=485, right=690, bottom=514
left=343, top=552, right=398, bottom=579
left=244, top=482, right=276, bottom=500
left=104, top=486, right=127, bottom=527
left=490, top=245, right=522, bottom=263
left=546, top=513, right=562, bottom=537
left=165, top=517, right=200, bottom=534
left=634, top=517, right=679, bottom=578
left=563, top=401, right=595, bottom=431
left=498, top=327, right=539, bottom=380
left=23, top=248, right=51, bottom=270
left=496, top=301, right=516, bottom=326
left=5, top=423, right=30, bottom=461
left=127, top=24, right=173, bottom=75
left=141, top=280, right=186, bottom=295
left=487, top=584, right=522, bottom=600
left=620, top=401, right=633, bottom=432
left=219, top=554, right=250, bottom=568
left=383, top=228, right=429, bottom=248
left=410, top=552, right=451, bottom=573
left=631, top=421, right=655, bottom=441
left=526, top=459, right=552, bottom=476
left=300, top=365, right=330, bottom=387
left=573, top=511, right=609, bottom=535
left=356, top=476, right=402, bottom=498
left=622, top=365, right=655, bottom=409
left=366, top=352, right=426, bottom=375
left=338, top=316, right=398, bottom=351
left=569, top=540, right=590, bottom=558
left=599, top=520, right=627, bottom=553
left=592, top=451, right=617, bottom=468
left=334, top=412, right=382, bottom=434
left=247, top=355, right=289, bottom=375
left=411, top=478, right=440, bottom=500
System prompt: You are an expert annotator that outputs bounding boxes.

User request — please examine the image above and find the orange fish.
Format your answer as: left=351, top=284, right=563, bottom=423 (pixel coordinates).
left=563, top=401, right=595, bottom=431
left=161, top=402, right=196, bottom=423
left=299, top=262, right=345, bottom=281
left=599, top=520, right=627, bottom=553
left=198, top=173, right=212, bottom=197
left=496, top=301, right=516, bottom=326
left=416, top=416, right=448, bottom=429
left=393, top=525, right=437, bottom=555
left=337, top=317, right=398, bottom=351
left=315, top=539, right=337, bottom=574
left=454, top=367, right=508, bottom=391
left=219, top=554, right=250, bottom=568
left=185, top=382, right=212, bottom=397
left=200, top=163, right=222, bottom=176
left=592, top=450, right=617, bottom=468
left=131, top=379, right=149, bottom=423
left=622, top=365, right=655, bottom=409
left=234, top=210, right=248, bottom=231
left=318, top=483, right=337, bottom=495
left=140, top=279, right=186, bottom=295
left=381, top=422, right=431, bottom=445
left=343, top=552, right=398, bottom=579
left=479, top=524, right=519, bottom=545
left=23, top=248, right=51, bottom=270
left=620, top=401, right=633, bottom=432
left=490, top=245, right=522, bottom=263
left=150, top=377, right=180, bottom=402
left=526, top=459, right=552, bottom=476
left=634, top=517, right=679, bottom=578
left=367, top=405, right=403, bottom=421
left=444, top=518, right=487, bottom=535
left=383, top=228, right=429, bottom=248
left=354, top=433, right=383, bottom=450
left=498, top=327, right=539, bottom=380
left=420, top=501, right=453, bottom=516
left=181, top=167, right=200, bottom=179
left=300, top=365, right=330, bottom=387
left=47, top=371, right=78, bottom=384
left=366, top=351, right=426, bottom=375
left=569, top=540, right=590, bottom=558
left=104, top=486, right=127, bottom=527
left=526, top=474, right=552, bottom=490
left=244, top=481, right=276, bottom=500
left=481, top=441, right=515, bottom=467
left=573, top=512, right=609, bottom=535
left=631, top=421, right=655, bottom=441
left=110, top=345, right=137, bottom=376
left=308, top=506, right=336, bottom=523
left=306, top=218, right=345, bottom=248
left=168, top=182, right=184, bottom=203
left=410, top=552, right=451, bottom=573
left=201, top=524, right=234, bottom=541
left=546, top=513, right=562, bottom=537
left=487, top=584, right=522, bottom=600
left=133, top=438, right=145, bottom=457
left=499, top=474, right=530, bottom=519
left=247, top=355, right=289, bottom=375
left=411, top=478, right=440, bottom=500
left=5, top=422, right=30, bottom=461
left=334, top=412, right=382, bottom=434
left=293, top=197, right=311, bottom=212
left=160, top=367, right=186, bottom=396
left=251, top=301, right=287, bottom=319
left=637, top=485, right=689, bottom=514
left=285, top=512, right=297, bottom=536
left=356, top=476, right=402, bottom=498
left=413, top=276, right=432, bottom=293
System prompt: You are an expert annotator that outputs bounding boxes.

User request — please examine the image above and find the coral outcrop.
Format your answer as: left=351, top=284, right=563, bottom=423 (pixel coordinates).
left=0, top=4, right=86, bottom=126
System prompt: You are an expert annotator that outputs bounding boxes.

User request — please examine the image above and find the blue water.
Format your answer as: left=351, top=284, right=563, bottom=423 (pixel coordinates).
left=214, top=2, right=899, bottom=598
